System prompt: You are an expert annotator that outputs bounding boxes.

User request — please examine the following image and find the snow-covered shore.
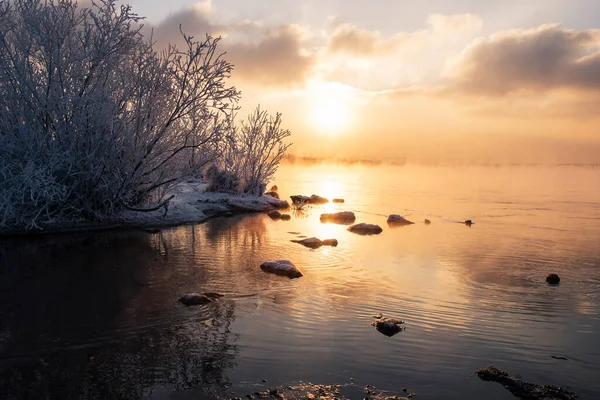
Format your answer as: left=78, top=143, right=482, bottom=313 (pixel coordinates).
left=0, top=181, right=289, bottom=236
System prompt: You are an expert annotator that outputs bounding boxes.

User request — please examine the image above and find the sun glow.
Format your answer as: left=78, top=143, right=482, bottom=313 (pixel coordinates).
left=308, top=83, right=354, bottom=135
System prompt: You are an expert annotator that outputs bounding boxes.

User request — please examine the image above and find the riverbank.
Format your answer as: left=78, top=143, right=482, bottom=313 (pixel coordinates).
left=0, top=180, right=289, bottom=236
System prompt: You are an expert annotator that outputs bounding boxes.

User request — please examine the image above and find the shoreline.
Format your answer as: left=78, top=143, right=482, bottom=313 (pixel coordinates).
left=0, top=181, right=289, bottom=237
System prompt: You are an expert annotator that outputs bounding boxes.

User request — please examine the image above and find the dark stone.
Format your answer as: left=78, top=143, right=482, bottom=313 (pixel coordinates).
left=475, top=366, right=578, bottom=400
left=332, top=198, right=345, bottom=203
left=268, top=210, right=282, bottom=219
left=260, top=260, right=303, bottom=278
left=464, top=219, right=473, bottom=226
left=424, top=219, right=431, bottom=225
left=290, top=195, right=311, bottom=205
left=291, top=237, right=338, bottom=249
left=546, top=273, right=561, bottom=285
left=371, top=317, right=405, bottom=337
left=321, top=238, right=338, bottom=247
left=145, top=228, right=161, bottom=234
left=309, top=194, right=329, bottom=204
left=179, top=293, right=219, bottom=306
left=265, top=191, right=280, bottom=199
left=347, top=223, right=383, bottom=235
left=279, top=213, right=291, bottom=221
left=290, top=194, right=329, bottom=205
left=270, top=185, right=278, bottom=192
left=387, top=214, right=414, bottom=225
left=320, top=211, right=356, bottom=224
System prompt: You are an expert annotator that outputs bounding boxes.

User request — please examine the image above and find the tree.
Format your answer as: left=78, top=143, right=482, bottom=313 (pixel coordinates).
left=0, top=0, right=240, bottom=229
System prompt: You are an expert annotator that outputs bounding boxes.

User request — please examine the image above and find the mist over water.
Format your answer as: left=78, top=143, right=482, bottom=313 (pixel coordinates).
left=1, top=164, right=599, bottom=399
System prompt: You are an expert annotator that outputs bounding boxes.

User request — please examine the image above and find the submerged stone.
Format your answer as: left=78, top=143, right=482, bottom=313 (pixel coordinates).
left=280, top=213, right=291, bottom=221
left=320, top=211, right=356, bottom=225
left=332, top=198, right=345, bottom=203
left=179, top=293, right=221, bottom=306
left=260, top=260, right=303, bottom=278
left=424, top=219, right=431, bottom=225
left=475, top=366, right=577, bottom=400
left=347, top=223, right=383, bottom=235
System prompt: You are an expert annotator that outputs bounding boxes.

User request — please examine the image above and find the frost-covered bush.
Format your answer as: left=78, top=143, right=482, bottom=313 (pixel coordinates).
left=205, top=107, right=292, bottom=196
left=0, top=0, right=239, bottom=229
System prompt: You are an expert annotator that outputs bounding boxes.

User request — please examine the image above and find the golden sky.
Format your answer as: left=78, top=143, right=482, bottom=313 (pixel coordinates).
left=120, top=0, right=600, bottom=164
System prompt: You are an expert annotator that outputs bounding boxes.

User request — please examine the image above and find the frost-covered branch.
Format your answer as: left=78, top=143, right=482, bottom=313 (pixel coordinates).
left=0, top=0, right=240, bottom=230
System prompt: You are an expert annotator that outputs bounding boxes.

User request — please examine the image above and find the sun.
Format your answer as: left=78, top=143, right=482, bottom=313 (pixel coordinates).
left=312, top=98, right=350, bottom=133
left=308, top=83, right=354, bottom=134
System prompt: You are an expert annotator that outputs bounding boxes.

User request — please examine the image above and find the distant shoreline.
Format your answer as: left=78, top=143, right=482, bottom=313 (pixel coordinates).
left=0, top=181, right=289, bottom=237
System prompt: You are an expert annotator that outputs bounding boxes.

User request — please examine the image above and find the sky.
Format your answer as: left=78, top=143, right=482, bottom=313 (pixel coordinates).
left=121, top=0, right=600, bottom=164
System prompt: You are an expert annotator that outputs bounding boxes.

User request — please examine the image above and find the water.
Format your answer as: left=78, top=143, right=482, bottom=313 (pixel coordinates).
left=1, top=164, right=599, bottom=399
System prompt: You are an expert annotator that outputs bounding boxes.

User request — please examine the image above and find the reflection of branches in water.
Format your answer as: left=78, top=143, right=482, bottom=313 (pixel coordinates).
left=0, top=233, right=239, bottom=399
left=0, top=302, right=237, bottom=399
left=290, top=203, right=311, bottom=219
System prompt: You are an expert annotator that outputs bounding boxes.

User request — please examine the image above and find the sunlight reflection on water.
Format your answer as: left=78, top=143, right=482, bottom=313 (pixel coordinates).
left=1, top=164, right=599, bottom=399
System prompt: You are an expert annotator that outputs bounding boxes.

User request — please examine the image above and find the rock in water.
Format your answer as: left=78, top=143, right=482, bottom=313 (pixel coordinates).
left=475, top=366, right=578, bottom=400
left=424, top=219, right=431, bottom=225
left=332, top=198, right=345, bottom=203
left=546, top=274, right=560, bottom=285
left=371, top=317, right=405, bottom=337
left=290, top=195, right=311, bottom=205
left=347, top=223, right=383, bottom=235
left=268, top=210, right=282, bottom=219
left=464, top=219, right=473, bottom=226
left=320, top=211, right=356, bottom=224
left=321, top=238, right=338, bottom=246
left=280, top=213, right=291, bottom=221
left=265, top=191, right=280, bottom=199
left=291, top=237, right=338, bottom=249
left=179, top=293, right=218, bottom=306
left=260, top=260, right=303, bottom=278
left=309, top=194, right=329, bottom=204
left=387, top=214, right=414, bottom=225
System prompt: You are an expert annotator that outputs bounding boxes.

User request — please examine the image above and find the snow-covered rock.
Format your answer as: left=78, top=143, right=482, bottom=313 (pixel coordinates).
left=260, top=260, right=303, bottom=278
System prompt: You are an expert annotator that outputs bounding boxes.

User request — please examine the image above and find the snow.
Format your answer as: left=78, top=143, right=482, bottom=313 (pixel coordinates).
left=1, top=180, right=289, bottom=235
left=116, top=180, right=289, bottom=228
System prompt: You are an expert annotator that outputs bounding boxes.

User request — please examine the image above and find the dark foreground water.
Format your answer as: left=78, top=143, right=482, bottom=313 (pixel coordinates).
left=1, top=164, right=599, bottom=399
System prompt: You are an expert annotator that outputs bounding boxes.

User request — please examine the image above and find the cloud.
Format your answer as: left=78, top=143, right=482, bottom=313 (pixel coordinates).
left=225, top=25, right=315, bottom=86
left=326, top=14, right=482, bottom=57
left=143, top=5, right=313, bottom=87
left=448, top=24, right=600, bottom=95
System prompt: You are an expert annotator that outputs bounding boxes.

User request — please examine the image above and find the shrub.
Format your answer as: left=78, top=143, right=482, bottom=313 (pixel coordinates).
left=205, top=106, right=292, bottom=196
left=0, top=0, right=239, bottom=229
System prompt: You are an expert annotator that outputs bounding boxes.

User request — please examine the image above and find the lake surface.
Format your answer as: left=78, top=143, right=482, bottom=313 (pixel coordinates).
left=1, top=164, right=599, bottom=399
